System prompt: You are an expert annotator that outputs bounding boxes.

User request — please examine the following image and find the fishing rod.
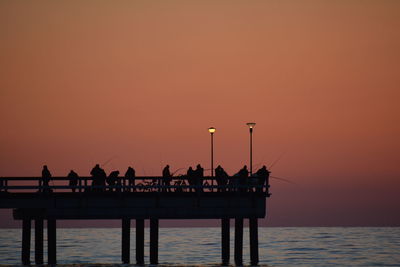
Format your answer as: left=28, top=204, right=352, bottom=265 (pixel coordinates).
left=269, top=152, right=286, bottom=169
left=102, top=156, right=118, bottom=167
left=253, top=162, right=263, bottom=170
left=171, top=168, right=185, bottom=176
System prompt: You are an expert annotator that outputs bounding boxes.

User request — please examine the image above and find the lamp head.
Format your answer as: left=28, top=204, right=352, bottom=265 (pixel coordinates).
left=208, top=127, right=216, bottom=134
left=246, top=122, right=256, bottom=129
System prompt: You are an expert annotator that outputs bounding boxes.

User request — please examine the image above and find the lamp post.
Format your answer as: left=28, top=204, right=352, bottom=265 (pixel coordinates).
left=208, top=127, right=216, bottom=178
left=246, top=122, right=256, bottom=175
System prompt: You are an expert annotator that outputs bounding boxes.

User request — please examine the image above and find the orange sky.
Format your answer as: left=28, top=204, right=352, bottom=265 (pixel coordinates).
left=0, top=1, right=399, bottom=226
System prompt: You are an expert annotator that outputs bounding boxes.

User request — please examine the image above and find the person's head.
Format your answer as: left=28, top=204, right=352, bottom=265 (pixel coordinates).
left=188, top=167, right=192, bottom=170
left=243, top=165, right=247, bottom=169
left=166, top=165, right=169, bottom=168
left=95, top=164, right=100, bottom=168
left=43, top=165, right=48, bottom=169
left=197, top=164, right=201, bottom=168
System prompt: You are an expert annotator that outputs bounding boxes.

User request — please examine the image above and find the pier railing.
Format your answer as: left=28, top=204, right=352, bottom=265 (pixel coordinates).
left=0, top=176, right=269, bottom=194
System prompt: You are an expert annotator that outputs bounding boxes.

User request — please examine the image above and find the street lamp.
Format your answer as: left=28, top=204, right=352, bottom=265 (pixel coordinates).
left=208, top=127, right=216, bottom=178
left=246, top=122, right=256, bottom=175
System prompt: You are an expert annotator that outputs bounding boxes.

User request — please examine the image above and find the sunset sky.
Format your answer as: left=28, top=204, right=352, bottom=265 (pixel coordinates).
left=0, top=1, right=399, bottom=227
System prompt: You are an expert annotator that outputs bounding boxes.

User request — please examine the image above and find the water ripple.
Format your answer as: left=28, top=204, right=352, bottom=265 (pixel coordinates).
left=0, top=227, right=399, bottom=266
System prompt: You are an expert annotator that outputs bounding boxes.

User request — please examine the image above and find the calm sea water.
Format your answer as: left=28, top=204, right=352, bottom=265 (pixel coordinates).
left=0, top=227, right=399, bottom=266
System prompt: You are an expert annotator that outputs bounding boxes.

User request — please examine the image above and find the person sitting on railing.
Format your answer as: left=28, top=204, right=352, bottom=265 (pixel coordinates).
left=41, top=165, right=52, bottom=193
left=68, top=170, right=79, bottom=193
left=194, top=164, right=204, bottom=192
left=162, top=165, right=172, bottom=192
left=186, top=166, right=195, bottom=192
left=238, top=165, right=249, bottom=192
left=215, top=165, right=229, bottom=192
left=124, top=166, right=135, bottom=192
left=90, top=164, right=106, bottom=192
left=255, top=165, right=270, bottom=193
left=107, top=170, right=120, bottom=192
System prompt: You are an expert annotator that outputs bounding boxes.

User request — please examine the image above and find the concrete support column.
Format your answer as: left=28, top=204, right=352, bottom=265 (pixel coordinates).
left=47, top=219, right=56, bottom=265
left=136, top=219, right=145, bottom=265
left=150, top=219, right=159, bottom=264
left=22, top=219, right=31, bottom=265
left=221, top=218, right=230, bottom=265
left=35, top=219, right=44, bottom=264
left=122, top=218, right=130, bottom=264
left=234, top=218, right=243, bottom=266
left=249, top=218, right=259, bottom=266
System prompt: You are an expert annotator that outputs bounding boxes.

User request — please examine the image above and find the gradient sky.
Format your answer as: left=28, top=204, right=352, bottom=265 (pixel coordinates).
left=0, top=1, right=399, bottom=227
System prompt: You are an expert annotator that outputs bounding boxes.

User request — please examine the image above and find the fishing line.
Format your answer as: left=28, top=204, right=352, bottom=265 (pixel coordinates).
left=270, top=175, right=297, bottom=185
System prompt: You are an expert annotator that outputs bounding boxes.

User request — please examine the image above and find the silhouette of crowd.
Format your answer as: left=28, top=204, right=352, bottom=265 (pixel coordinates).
left=38, top=164, right=270, bottom=193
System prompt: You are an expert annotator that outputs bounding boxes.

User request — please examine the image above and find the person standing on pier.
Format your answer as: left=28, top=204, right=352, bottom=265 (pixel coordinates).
left=90, top=164, right=107, bottom=192
left=195, top=164, right=204, bottom=192
left=255, top=165, right=270, bottom=192
left=186, top=166, right=195, bottom=192
left=238, top=165, right=249, bottom=192
left=215, top=165, right=229, bottom=192
left=41, top=165, right=52, bottom=193
left=162, top=165, right=172, bottom=192
left=0, top=178, right=4, bottom=192
left=124, top=166, right=135, bottom=192
left=68, top=170, right=79, bottom=193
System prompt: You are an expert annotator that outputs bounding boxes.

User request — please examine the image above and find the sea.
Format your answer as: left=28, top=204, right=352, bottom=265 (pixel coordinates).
left=0, top=227, right=399, bottom=266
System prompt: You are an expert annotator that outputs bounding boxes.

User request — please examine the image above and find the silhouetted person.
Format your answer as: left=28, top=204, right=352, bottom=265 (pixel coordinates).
left=125, top=166, right=135, bottom=192
left=255, top=165, right=270, bottom=192
left=107, top=170, right=120, bottom=192
left=162, top=165, right=172, bottom=192
left=0, top=177, right=7, bottom=192
left=90, top=164, right=106, bottom=192
left=194, top=164, right=204, bottom=192
left=215, top=165, right=222, bottom=191
left=238, top=165, right=249, bottom=192
left=215, top=165, right=229, bottom=192
left=68, top=170, right=79, bottom=193
left=41, top=165, right=52, bottom=193
left=186, top=166, right=195, bottom=192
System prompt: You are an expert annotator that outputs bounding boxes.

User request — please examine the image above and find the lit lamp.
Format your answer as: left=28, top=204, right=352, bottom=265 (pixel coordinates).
left=208, top=127, right=216, bottom=179
left=246, top=122, right=256, bottom=175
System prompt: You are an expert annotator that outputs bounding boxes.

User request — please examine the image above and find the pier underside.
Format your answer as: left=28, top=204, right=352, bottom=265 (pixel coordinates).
left=7, top=192, right=266, bottom=220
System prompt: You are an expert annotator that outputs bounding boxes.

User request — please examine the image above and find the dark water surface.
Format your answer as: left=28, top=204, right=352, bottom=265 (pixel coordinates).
left=0, top=227, right=399, bottom=266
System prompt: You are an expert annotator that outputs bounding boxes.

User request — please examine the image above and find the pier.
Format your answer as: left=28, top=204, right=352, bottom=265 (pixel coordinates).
left=0, top=177, right=270, bottom=265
